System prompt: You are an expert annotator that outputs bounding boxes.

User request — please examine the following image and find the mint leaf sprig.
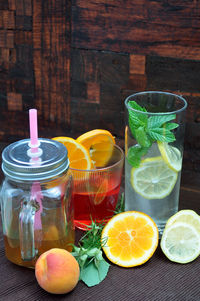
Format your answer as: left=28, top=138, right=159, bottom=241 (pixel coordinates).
left=71, top=221, right=110, bottom=287
left=127, top=101, right=179, bottom=167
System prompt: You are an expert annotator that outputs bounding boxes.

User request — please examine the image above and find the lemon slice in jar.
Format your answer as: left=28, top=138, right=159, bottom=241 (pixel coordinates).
left=157, top=142, right=182, bottom=172
left=130, top=157, right=178, bottom=199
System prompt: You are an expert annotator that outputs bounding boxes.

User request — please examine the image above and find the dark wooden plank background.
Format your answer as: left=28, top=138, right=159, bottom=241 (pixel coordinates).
left=0, top=0, right=200, bottom=171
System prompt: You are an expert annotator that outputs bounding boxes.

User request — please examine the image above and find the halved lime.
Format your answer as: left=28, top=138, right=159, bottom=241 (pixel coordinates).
left=166, top=210, right=200, bottom=235
left=131, top=156, right=178, bottom=199
left=161, top=222, right=200, bottom=264
left=157, top=142, right=182, bottom=172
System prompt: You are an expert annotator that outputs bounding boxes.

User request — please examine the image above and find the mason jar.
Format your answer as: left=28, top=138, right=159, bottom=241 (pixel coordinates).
left=0, top=138, right=74, bottom=268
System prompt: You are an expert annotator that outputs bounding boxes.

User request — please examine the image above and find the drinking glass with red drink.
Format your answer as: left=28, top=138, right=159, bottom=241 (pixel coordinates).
left=53, top=130, right=124, bottom=231
left=71, top=144, right=124, bottom=230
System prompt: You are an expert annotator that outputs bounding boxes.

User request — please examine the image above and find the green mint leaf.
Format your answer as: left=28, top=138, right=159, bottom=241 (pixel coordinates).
left=128, top=115, right=137, bottom=139
left=148, top=114, right=176, bottom=129
left=80, top=260, right=110, bottom=287
left=127, top=101, right=179, bottom=162
left=129, top=100, right=147, bottom=113
left=128, top=109, right=147, bottom=129
left=127, top=145, right=149, bottom=167
left=135, top=126, right=152, bottom=148
left=148, top=127, right=176, bottom=142
left=128, top=101, right=148, bottom=138
left=163, top=122, right=179, bottom=130
left=128, top=101, right=148, bottom=126
left=147, top=114, right=178, bottom=143
left=87, top=248, right=100, bottom=257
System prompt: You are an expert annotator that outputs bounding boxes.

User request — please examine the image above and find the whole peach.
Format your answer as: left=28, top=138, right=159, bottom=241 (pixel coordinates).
left=35, top=248, right=80, bottom=294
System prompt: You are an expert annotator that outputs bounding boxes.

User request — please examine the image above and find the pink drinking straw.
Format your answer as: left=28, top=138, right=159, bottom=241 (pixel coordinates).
left=29, top=109, right=39, bottom=152
left=29, top=109, right=43, bottom=231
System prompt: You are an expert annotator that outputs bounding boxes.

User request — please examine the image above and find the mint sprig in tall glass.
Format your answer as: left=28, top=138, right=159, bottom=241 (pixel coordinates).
left=124, top=91, right=187, bottom=235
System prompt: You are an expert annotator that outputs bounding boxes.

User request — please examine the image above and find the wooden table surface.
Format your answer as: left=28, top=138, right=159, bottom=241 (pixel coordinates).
left=0, top=141, right=200, bottom=300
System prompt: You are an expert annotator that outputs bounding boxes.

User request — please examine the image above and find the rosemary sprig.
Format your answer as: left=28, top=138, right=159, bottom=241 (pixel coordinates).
left=72, top=194, right=124, bottom=287
left=114, top=192, right=124, bottom=214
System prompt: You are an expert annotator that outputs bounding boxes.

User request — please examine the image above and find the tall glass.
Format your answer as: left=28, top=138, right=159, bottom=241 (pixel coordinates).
left=71, top=144, right=124, bottom=230
left=125, top=91, right=187, bottom=234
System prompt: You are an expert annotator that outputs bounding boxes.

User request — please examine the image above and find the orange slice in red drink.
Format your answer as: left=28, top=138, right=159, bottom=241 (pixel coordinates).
left=93, top=178, right=109, bottom=205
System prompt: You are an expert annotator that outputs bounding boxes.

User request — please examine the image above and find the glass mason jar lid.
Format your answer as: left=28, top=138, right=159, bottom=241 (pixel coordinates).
left=2, top=138, right=69, bottom=181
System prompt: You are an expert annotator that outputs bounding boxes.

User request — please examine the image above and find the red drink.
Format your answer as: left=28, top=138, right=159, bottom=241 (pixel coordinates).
left=71, top=143, right=124, bottom=230
left=74, top=182, right=121, bottom=230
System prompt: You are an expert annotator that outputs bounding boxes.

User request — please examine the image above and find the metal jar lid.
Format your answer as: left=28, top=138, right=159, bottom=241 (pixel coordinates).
left=2, top=138, right=69, bottom=181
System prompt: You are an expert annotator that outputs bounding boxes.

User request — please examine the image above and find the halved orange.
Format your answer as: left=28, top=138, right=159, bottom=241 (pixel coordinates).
left=76, top=129, right=115, bottom=168
left=52, top=137, right=92, bottom=170
left=101, top=211, right=159, bottom=267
